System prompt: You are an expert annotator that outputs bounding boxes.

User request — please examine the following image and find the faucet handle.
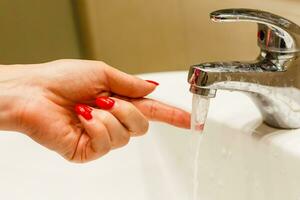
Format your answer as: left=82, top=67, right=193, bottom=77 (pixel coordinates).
left=210, top=8, right=300, bottom=53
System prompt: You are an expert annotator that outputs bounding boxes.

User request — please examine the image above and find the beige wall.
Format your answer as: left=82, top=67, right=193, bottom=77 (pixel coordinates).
left=0, top=0, right=81, bottom=64
left=77, top=0, right=300, bottom=74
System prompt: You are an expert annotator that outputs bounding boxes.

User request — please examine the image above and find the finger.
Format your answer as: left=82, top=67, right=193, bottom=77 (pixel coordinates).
left=95, top=109, right=131, bottom=149
left=95, top=97, right=149, bottom=136
left=75, top=104, right=111, bottom=162
left=88, top=109, right=130, bottom=149
left=129, top=98, right=191, bottom=129
left=102, top=63, right=159, bottom=98
left=76, top=104, right=130, bottom=151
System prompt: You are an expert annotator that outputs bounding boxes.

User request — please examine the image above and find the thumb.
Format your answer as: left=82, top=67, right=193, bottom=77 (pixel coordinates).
left=103, top=64, right=159, bottom=98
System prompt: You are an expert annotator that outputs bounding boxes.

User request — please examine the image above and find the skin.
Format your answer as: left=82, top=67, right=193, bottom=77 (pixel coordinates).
left=0, top=59, right=191, bottom=163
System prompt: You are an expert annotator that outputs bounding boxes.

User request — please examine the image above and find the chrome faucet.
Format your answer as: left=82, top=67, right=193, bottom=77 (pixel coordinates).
left=188, top=9, right=300, bottom=129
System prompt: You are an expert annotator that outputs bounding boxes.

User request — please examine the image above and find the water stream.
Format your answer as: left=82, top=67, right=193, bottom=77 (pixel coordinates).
left=191, top=134, right=202, bottom=200
left=190, top=94, right=211, bottom=200
left=191, top=94, right=210, bottom=133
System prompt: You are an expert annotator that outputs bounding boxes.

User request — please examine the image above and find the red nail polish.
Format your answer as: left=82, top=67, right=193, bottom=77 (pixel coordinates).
left=146, top=80, right=159, bottom=86
left=95, top=97, right=115, bottom=110
left=75, top=104, right=93, bottom=120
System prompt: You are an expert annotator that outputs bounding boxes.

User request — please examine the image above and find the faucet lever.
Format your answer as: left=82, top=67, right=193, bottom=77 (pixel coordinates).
left=210, top=8, right=300, bottom=53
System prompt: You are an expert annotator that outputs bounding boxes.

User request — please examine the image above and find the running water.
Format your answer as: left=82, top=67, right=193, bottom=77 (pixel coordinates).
left=190, top=133, right=202, bottom=200
left=190, top=94, right=211, bottom=200
left=191, top=94, right=210, bottom=133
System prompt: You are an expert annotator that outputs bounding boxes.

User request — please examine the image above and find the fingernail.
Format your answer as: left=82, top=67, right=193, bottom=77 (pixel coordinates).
left=146, top=80, right=159, bottom=86
left=75, top=104, right=93, bottom=120
left=95, top=97, right=115, bottom=110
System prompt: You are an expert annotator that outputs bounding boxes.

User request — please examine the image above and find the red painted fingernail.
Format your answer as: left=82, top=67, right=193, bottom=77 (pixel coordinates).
left=146, top=80, right=159, bottom=86
left=95, top=97, right=115, bottom=110
left=75, top=104, right=93, bottom=120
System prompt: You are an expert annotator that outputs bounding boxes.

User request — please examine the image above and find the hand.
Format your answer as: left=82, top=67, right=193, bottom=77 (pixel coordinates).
left=0, top=59, right=190, bottom=163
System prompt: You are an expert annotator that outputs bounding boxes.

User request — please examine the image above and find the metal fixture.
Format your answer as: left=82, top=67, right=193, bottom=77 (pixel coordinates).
left=188, top=8, right=300, bottom=129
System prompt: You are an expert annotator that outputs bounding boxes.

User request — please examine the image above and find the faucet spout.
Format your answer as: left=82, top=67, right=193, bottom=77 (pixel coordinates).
left=188, top=52, right=296, bottom=93
left=188, top=51, right=300, bottom=129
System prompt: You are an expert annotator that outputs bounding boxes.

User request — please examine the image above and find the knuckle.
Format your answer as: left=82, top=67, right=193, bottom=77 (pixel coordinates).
left=122, top=102, right=149, bottom=135
left=95, top=60, right=105, bottom=65
left=122, top=134, right=130, bottom=146
left=123, top=103, right=149, bottom=136
left=96, top=61, right=109, bottom=69
left=52, top=59, right=71, bottom=64
left=118, top=102, right=137, bottom=120
left=149, top=100, right=158, bottom=119
left=168, top=109, right=176, bottom=124
left=101, top=143, right=111, bottom=155
left=65, top=155, right=84, bottom=164
left=138, top=119, right=149, bottom=136
left=118, top=134, right=130, bottom=147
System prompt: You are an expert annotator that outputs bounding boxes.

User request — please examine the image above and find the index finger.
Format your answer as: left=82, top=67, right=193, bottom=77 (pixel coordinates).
left=128, top=98, right=191, bottom=129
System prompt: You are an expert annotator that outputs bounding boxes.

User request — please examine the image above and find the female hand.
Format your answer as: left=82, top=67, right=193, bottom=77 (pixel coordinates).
left=0, top=59, right=190, bottom=163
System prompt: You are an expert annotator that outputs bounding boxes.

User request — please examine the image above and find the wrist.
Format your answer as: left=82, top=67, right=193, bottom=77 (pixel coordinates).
left=0, top=77, right=19, bottom=131
left=0, top=82, right=18, bottom=131
left=0, top=65, right=38, bottom=131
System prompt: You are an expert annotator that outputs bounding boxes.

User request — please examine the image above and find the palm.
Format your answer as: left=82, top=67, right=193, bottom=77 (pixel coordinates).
left=21, top=61, right=112, bottom=161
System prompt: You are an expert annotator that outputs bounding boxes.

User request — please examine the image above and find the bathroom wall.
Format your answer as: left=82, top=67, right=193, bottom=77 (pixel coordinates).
left=0, top=0, right=81, bottom=64
left=76, top=0, right=300, bottom=74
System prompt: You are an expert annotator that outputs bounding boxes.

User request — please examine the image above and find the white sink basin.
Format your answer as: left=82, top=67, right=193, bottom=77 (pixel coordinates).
left=1, top=71, right=300, bottom=200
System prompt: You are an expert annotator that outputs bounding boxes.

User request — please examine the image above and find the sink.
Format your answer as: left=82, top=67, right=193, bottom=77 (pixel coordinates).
left=0, top=71, right=300, bottom=200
